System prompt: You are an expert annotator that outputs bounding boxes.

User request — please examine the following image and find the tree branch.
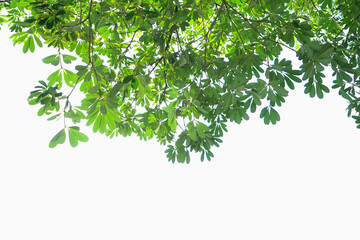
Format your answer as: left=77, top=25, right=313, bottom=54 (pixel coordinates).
left=223, top=1, right=248, bottom=53
left=204, top=1, right=225, bottom=66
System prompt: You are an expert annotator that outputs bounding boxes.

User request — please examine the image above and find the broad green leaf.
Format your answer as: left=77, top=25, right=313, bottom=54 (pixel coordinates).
left=123, top=75, right=134, bottom=83
left=62, top=54, right=77, bottom=64
left=68, top=128, right=79, bottom=147
left=109, top=81, right=123, bottom=98
left=47, top=69, right=61, bottom=87
left=136, top=75, right=149, bottom=86
left=106, top=113, right=116, bottom=130
left=42, top=54, right=60, bottom=66
left=69, top=127, right=89, bottom=143
left=88, top=83, right=100, bottom=94
left=63, top=69, right=78, bottom=87
left=49, top=129, right=66, bottom=148
left=196, top=122, right=209, bottom=139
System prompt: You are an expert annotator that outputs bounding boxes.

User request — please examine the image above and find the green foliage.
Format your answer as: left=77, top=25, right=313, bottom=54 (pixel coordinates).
left=1, top=0, right=360, bottom=162
left=49, top=127, right=89, bottom=148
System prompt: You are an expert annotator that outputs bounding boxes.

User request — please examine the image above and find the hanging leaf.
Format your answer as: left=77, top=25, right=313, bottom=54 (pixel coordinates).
left=49, top=129, right=66, bottom=148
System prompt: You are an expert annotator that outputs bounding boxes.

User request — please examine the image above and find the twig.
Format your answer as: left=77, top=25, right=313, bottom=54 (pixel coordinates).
left=223, top=1, right=248, bottom=53
left=309, top=0, right=319, bottom=11
left=148, top=57, right=163, bottom=75
left=225, top=1, right=306, bottom=59
left=160, top=58, right=169, bottom=105
left=123, top=30, right=138, bottom=55
left=333, top=13, right=360, bottom=43
left=204, top=1, right=225, bottom=65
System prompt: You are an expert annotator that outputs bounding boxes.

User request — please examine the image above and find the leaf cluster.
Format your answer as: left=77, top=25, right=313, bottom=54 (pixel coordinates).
left=1, top=0, right=360, bottom=162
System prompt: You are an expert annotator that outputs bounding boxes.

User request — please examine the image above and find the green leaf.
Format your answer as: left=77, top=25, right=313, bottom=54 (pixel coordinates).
left=284, top=76, right=295, bottom=90
left=29, top=36, right=35, bottom=53
left=63, top=69, right=78, bottom=87
left=168, top=113, right=177, bottom=132
left=187, top=122, right=197, bottom=141
left=23, top=37, right=30, bottom=53
left=62, top=54, right=77, bottom=64
left=99, top=115, right=107, bottom=133
left=47, top=69, right=61, bottom=87
left=100, top=104, right=107, bottom=115
left=34, top=35, right=43, bottom=47
left=49, top=129, right=66, bottom=148
left=315, top=44, right=334, bottom=61
left=196, top=122, right=209, bottom=139
left=309, top=85, right=316, bottom=98
left=136, top=75, right=149, bottom=86
left=123, top=75, right=134, bottom=83
left=270, top=108, right=280, bottom=124
left=321, top=84, right=330, bottom=93
left=42, top=54, right=60, bottom=66
left=68, top=128, right=79, bottom=147
left=88, top=83, right=100, bottom=94
left=37, top=106, right=45, bottom=116
left=109, top=81, right=123, bottom=98
left=69, top=127, right=89, bottom=143
left=316, top=83, right=324, bottom=99
left=106, top=113, right=116, bottom=130
left=47, top=113, right=61, bottom=121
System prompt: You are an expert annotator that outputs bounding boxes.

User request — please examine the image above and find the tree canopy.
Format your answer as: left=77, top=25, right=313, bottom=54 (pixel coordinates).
left=1, top=0, right=359, bottom=163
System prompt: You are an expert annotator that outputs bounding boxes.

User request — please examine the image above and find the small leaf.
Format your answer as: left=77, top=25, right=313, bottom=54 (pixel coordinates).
left=47, top=69, right=61, bottom=87
left=37, top=106, right=45, bottom=116
left=88, top=83, right=100, bottom=94
left=106, top=113, right=116, bottom=130
left=23, top=37, right=30, bottom=53
left=136, top=75, right=149, bottom=86
left=68, top=128, right=79, bottom=147
left=109, top=81, right=123, bottom=98
left=62, top=54, right=77, bottom=64
left=100, top=104, right=107, bottom=115
left=47, top=113, right=61, bottom=121
left=123, top=75, right=134, bottom=83
left=49, top=129, right=66, bottom=148
left=188, top=122, right=197, bottom=141
left=69, top=127, right=89, bottom=142
left=34, top=35, right=43, bottom=47
left=42, top=54, right=60, bottom=66
left=29, top=36, right=35, bottom=52
left=321, top=84, right=330, bottom=93
left=63, top=69, right=78, bottom=87
left=316, top=83, right=324, bottom=99
left=196, top=122, right=209, bottom=139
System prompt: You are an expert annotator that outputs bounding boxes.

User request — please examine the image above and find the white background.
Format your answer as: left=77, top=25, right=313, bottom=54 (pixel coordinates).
left=0, top=25, right=360, bottom=239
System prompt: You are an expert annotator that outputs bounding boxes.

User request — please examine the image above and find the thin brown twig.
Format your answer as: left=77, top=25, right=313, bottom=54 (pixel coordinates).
left=66, top=0, right=94, bottom=101
left=223, top=1, right=248, bottom=53
left=225, top=0, right=306, bottom=59
left=149, top=57, right=163, bottom=75
left=204, top=1, right=225, bottom=65
left=333, top=13, right=360, bottom=43
left=309, top=0, right=319, bottom=12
